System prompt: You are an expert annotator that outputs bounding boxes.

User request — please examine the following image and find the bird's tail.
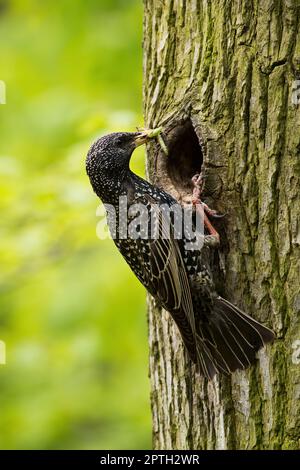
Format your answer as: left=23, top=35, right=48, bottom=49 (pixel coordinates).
left=194, top=296, right=275, bottom=380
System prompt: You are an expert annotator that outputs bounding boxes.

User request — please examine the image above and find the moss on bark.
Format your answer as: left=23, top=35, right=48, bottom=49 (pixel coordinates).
left=143, top=0, right=300, bottom=450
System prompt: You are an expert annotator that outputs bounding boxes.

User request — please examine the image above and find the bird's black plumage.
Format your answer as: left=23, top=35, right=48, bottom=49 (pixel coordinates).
left=86, top=131, right=274, bottom=379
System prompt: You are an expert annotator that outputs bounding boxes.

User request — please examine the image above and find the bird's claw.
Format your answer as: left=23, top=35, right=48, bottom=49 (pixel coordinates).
left=201, top=202, right=226, bottom=219
left=204, top=235, right=220, bottom=248
left=208, top=211, right=227, bottom=219
left=191, top=173, right=204, bottom=189
left=191, top=172, right=223, bottom=246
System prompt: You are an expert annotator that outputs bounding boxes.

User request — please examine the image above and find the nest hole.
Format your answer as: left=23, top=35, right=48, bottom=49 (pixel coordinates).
left=156, top=119, right=203, bottom=201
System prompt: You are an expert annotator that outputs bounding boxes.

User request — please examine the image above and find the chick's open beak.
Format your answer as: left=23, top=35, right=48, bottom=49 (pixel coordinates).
left=134, top=127, right=162, bottom=147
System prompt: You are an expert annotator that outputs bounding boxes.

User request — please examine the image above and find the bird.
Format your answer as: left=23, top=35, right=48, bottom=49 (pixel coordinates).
left=86, top=129, right=274, bottom=379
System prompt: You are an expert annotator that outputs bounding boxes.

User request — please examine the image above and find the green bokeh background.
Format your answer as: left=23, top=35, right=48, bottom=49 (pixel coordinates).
left=0, top=0, right=151, bottom=449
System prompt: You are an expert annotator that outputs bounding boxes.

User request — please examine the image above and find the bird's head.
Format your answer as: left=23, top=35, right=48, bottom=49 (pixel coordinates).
left=86, top=129, right=159, bottom=201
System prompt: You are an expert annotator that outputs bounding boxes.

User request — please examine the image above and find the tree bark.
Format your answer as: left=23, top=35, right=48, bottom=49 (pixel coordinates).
left=143, top=0, right=300, bottom=450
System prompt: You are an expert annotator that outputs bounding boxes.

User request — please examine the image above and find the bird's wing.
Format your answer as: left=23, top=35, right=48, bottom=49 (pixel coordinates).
left=133, top=195, right=196, bottom=341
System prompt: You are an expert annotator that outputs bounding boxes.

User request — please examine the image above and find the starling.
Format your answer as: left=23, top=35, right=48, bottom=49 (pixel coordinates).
left=86, top=130, right=274, bottom=379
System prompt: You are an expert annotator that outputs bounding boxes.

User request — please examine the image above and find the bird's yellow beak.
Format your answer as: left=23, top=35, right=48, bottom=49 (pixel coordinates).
left=134, top=127, right=162, bottom=147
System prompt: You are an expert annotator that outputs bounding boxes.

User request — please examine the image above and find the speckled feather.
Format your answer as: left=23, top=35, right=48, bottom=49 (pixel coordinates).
left=86, top=132, right=274, bottom=379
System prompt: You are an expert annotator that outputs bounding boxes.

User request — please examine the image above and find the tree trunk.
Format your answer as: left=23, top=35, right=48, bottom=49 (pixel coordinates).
left=143, top=0, right=300, bottom=450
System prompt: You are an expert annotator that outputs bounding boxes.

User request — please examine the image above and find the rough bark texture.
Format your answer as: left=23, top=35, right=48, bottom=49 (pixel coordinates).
left=143, top=0, right=300, bottom=450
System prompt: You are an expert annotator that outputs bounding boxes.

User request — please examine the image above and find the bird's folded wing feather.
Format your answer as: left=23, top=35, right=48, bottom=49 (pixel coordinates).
left=134, top=195, right=196, bottom=339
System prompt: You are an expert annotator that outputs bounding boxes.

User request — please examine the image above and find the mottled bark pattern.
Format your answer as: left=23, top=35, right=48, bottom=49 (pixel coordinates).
left=143, top=0, right=300, bottom=449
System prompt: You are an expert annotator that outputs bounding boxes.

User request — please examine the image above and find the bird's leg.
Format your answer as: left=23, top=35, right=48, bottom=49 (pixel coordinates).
left=191, top=173, right=220, bottom=246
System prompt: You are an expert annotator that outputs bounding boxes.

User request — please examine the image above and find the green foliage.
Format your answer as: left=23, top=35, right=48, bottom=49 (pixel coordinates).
left=0, top=0, right=151, bottom=449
